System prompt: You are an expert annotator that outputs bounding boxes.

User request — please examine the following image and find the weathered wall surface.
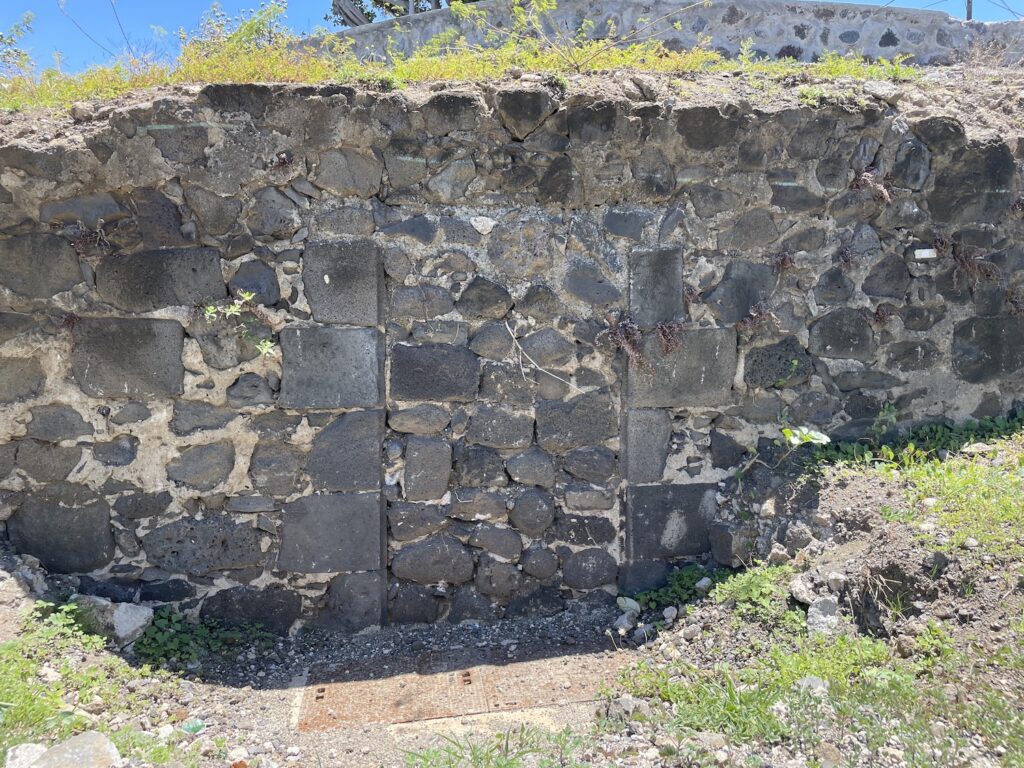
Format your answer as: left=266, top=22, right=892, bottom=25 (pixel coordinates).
left=0, top=80, right=1022, bottom=634
left=328, top=0, right=1024, bottom=65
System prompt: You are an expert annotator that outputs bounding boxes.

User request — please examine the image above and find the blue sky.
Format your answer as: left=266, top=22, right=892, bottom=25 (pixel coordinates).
left=1, top=0, right=1019, bottom=73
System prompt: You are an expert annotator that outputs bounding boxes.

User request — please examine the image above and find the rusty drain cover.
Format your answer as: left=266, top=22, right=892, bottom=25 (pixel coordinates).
left=296, top=641, right=629, bottom=731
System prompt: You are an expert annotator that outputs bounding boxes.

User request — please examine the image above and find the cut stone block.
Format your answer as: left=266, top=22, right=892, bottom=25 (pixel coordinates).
left=403, top=436, right=452, bottom=501
left=625, top=483, right=715, bottom=561
left=390, top=343, right=480, bottom=402
left=629, top=246, right=684, bottom=327
left=303, top=240, right=380, bottom=326
left=624, top=409, right=671, bottom=483
left=278, top=493, right=383, bottom=572
left=71, top=318, right=185, bottom=399
left=279, top=326, right=381, bottom=408
left=628, top=327, right=736, bottom=407
left=96, top=247, right=225, bottom=312
left=306, top=410, right=383, bottom=492
left=7, top=483, right=114, bottom=573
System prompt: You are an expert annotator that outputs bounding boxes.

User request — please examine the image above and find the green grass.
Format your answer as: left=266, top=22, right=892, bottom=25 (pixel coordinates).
left=711, top=564, right=798, bottom=629
left=634, top=564, right=729, bottom=611
left=619, top=632, right=1024, bottom=765
left=403, top=726, right=588, bottom=768
left=0, top=1, right=920, bottom=112
left=0, top=603, right=197, bottom=766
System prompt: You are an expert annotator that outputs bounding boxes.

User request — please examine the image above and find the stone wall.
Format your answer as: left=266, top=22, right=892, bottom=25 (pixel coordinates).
left=0, top=81, right=1022, bottom=634
left=326, top=0, right=1024, bottom=65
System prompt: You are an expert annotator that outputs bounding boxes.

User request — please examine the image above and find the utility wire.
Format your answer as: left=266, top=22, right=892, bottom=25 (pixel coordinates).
left=56, top=0, right=117, bottom=59
left=109, top=0, right=138, bottom=59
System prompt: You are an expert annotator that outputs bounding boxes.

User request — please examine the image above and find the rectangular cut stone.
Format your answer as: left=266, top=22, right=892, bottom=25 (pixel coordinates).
left=629, top=246, right=683, bottom=328
left=279, top=326, right=381, bottom=408
left=390, top=344, right=480, bottom=402
left=303, top=240, right=381, bottom=326
left=307, top=410, right=383, bottom=492
left=623, top=409, right=671, bottom=483
left=96, top=247, right=226, bottom=312
left=629, top=327, right=736, bottom=407
left=403, top=437, right=452, bottom=501
left=72, top=318, right=184, bottom=398
left=625, top=484, right=714, bottom=561
left=278, top=493, right=383, bottom=573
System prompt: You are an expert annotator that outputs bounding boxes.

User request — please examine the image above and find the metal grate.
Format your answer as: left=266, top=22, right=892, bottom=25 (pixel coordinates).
left=296, top=641, right=629, bottom=731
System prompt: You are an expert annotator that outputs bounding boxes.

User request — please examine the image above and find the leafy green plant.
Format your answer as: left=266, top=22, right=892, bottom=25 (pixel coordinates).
left=133, top=608, right=273, bottom=665
left=201, top=289, right=276, bottom=357
left=711, top=565, right=794, bottom=627
left=634, top=564, right=729, bottom=611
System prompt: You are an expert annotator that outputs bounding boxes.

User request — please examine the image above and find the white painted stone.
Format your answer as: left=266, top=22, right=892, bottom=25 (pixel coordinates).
left=74, top=595, right=153, bottom=647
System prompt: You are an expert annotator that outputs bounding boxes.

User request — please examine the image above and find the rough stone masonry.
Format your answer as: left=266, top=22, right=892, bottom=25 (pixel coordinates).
left=0, top=77, right=1022, bottom=633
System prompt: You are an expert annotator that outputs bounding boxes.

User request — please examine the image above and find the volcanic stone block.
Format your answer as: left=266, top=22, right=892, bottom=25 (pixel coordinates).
left=170, top=401, right=236, bottom=436
left=450, top=488, right=506, bottom=521
left=7, top=483, right=114, bottom=573
left=403, top=437, right=452, bottom=501
left=953, top=316, right=1024, bottom=383
left=200, top=586, right=301, bottom=635
left=676, top=106, right=739, bottom=150
left=183, top=185, right=242, bottom=235
left=704, top=262, right=775, bottom=324
left=228, top=259, right=280, bottom=306
left=808, top=309, right=876, bottom=362
left=625, top=484, right=715, bottom=561
left=390, top=344, right=480, bottom=402
left=15, top=440, right=83, bottom=482
left=388, top=502, right=449, bottom=541
left=504, top=447, right=555, bottom=488
left=421, top=92, right=481, bottom=134
left=303, top=240, right=380, bottom=326
left=630, top=246, right=684, bottom=327
left=314, top=571, right=386, bottom=632
left=0, top=233, right=81, bottom=298
left=717, top=210, right=778, bottom=250
left=455, top=445, right=508, bottom=487
left=535, top=391, right=618, bottom=453
left=71, top=318, right=185, bottom=398
left=113, top=491, right=172, bottom=519
left=562, top=548, right=617, bottom=590
left=391, top=285, right=454, bottom=319
left=509, top=489, right=555, bottom=537
left=139, top=579, right=195, bottom=602
left=279, top=326, right=381, bottom=409
left=624, top=409, right=671, bottom=483
left=455, top=277, right=512, bottom=320
left=388, top=404, right=451, bottom=434
left=227, top=372, right=275, bottom=407
left=521, top=546, right=559, bottom=579
left=927, top=141, right=1015, bottom=225
left=815, top=266, right=854, bottom=305
left=249, top=440, right=305, bottom=497
left=887, top=340, right=942, bottom=372
left=314, top=147, right=383, bottom=197
left=890, top=138, right=931, bottom=190
left=92, top=435, right=139, bottom=466
left=391, top=534, right=475, bottom=584
left=306, top=410, right=382, bottom=492
left=466, top=406, right=533, bottom=449
left=519, top=329, right=575, bottom=368
left=26, top=405, right=93, bottom=442
left=246, top=187, right=300, bottom=238
left=743, top=336, right=814, bottom=390
left=278, top=493, right=382, bottom=573
left=551, top=514, right=616, bottom=546
left=862, top=254, right=911, bottom=299
left=563, top=446, right=617, bottom=484
left=469, top=523, right=523, bottom=560
left=474, top=558, right=523, bottom=599
left=628, top=328, right=737, bottom=407
left=388, top=583, right=445, bottom=623
left=143, top=515, right=264, bottom=575
left=496, top=88, right=558, bottom=140
left=166, top=441, right=235, bottom=490
left=96, top=247, right=225, bottom=312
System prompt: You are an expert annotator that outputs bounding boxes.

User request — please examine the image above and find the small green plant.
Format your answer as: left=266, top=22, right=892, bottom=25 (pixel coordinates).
left=133, top=608, right=273, bottom=665
left=634, top=564, right=729, bottom=610
left=712, top=564, right=795, bottom=627
left=797, top=84, right=826, bottom=106
left=404, top=726, right=587, bottom=768
left=202, top=288, right=276, bottom=356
